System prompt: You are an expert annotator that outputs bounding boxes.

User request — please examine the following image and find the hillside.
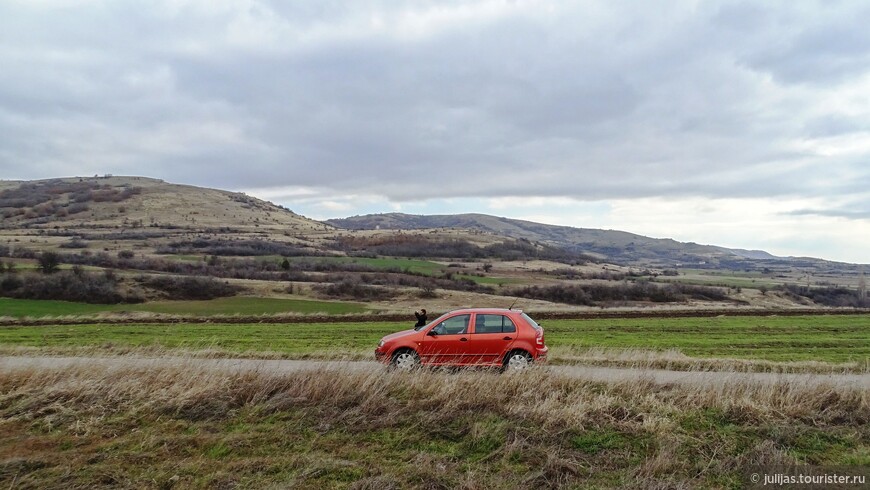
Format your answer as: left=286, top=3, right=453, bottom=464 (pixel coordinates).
left=326, top=213, right=867, bottom=274
left=328, top=213, right=746, bottom=267
left=0, top=176, right=864, bottom=313
left=0, top=176, right=325, bottom=233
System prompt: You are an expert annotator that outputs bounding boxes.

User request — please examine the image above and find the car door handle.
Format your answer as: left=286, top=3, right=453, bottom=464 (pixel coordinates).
left=460, top=337, right=468, bottom=341
left=503, top=337, right=513, bottom=341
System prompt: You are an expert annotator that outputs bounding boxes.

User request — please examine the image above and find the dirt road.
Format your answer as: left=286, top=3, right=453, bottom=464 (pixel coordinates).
left=2, top=356, right=868, bottom=389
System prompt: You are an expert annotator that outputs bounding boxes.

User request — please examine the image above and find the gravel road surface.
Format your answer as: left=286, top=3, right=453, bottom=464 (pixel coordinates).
left=2, top=356, right=867, bottom=389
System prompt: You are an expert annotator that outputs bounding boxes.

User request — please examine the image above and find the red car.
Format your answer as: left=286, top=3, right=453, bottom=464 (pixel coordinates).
left=375, top=308, right=548, bottom=370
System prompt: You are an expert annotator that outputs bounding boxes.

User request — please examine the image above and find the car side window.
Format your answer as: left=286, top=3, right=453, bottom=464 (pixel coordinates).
left=432, top=314, right=470, bottom=335
left=474, top=314, right=515, bottom=334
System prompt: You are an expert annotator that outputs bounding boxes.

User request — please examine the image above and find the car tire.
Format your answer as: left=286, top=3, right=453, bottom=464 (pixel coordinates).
left=503, top=350, right=533, bottom=371
left=390, top=349, right=420, bottom=371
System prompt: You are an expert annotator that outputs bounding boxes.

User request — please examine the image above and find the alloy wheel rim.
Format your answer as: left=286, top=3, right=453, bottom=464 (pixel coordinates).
left=508, top=354, right=529, bottom=369
left=508, top=354, right=530, bottom=369
left=395, top=353, right=417, bottom=369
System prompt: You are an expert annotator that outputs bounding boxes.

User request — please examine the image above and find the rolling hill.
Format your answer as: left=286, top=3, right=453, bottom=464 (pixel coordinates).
left=1, top=177, right=861, bottom=274
left=327, top=213, right=861, bottom=271
left=0, top=176, right=325, bottom=233
left=0, top=176, right=864, bottom=312
left=326, top=213, right=740, bottom=266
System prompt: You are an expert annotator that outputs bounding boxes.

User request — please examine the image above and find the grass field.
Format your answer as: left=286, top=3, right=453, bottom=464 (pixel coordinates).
left=1, top=362, right=867, bottom=488
left=162, top=255, right=451, bottom=276
left=1, top=315, right=867, bottom=364
left=455, top=273, right=521, bottom=286
left=0, top=297, right=368, bottom=318
left=655, top=275, right=780, bottom=289
left=543, top=315, right=870, bottom=363
left=289, top=256, right=447, bottom=276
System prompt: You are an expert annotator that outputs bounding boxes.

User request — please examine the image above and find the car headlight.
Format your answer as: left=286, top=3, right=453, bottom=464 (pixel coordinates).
left=378, top=340, right=385, bottom=348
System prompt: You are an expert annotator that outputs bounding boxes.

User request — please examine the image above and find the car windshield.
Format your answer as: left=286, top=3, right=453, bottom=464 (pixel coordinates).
left=414, top=312, right=449, bottom=331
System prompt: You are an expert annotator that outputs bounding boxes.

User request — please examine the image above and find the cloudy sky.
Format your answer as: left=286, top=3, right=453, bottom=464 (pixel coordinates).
left=2, top=1, right=869, bottom=263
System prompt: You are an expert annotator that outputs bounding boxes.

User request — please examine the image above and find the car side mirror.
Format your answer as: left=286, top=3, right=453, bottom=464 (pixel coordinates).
left=427, top=330, right=438, bottom=336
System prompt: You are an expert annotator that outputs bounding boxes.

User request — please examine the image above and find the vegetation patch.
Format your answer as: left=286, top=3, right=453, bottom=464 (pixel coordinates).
left=312, top=280, right=398, bottom=301
left=543, top=315, right=870, bottom=363
left=0, top=364, right=866, bottom=488
left=157, top=238, right=321, bottom=257
left=0, top=296, right=367, bottom=318
left=331, top=235, right=594, bottom=263
left=0, top=270, right=141, bottom=304
left=289, top=256, right=446, bottom=276
left=0, top=315, right=868, bottom=365
left=513, top=282, right=730, bottom=306
left=136, top=275, right=242, bottom=301
left=779, top=284, right=868, bottom=308
left=0, top=179, right=141, bottom=221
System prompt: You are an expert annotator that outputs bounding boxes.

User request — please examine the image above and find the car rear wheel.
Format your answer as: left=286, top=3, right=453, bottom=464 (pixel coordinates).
left=391, top=349, right=420, bottom=370
left=503, top=350, right=532, bottom=371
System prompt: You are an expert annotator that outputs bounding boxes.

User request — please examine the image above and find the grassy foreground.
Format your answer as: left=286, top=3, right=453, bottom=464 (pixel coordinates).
left=0, top=315, right=868, bottom=365
left=0, top=297, right=368, bottom=318
left=0, top=362, right=867, bottom=489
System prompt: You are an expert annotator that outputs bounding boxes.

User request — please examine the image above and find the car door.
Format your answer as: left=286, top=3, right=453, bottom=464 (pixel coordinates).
left=468, top=314, right=517, bottom=365
left=419, top=314, right=471, bottom=365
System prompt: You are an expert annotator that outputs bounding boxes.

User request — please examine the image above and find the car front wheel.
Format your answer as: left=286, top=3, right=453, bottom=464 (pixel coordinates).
left=391, top=349, right=420, bottom=370
left=503, top=351, right=532, bottom=371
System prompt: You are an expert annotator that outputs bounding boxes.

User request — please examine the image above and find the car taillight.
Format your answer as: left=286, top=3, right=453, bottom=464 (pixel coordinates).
left=536, top=332, right=544, bottom=346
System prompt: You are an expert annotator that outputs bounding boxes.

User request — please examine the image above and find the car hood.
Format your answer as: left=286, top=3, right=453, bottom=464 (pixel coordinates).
left=382, top=329, right=418, bottom=342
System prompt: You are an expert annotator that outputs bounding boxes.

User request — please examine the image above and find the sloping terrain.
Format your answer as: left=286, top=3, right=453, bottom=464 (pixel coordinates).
left=327, top=213, right=865, bottom=274
left=329, top=213, right=749, bottom=266
left=0, top=176, right=324, bottom=233
left=0, top=176, right=864, bottom=313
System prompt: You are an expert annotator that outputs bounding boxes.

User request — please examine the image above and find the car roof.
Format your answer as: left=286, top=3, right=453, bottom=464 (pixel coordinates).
left=444, top=308, right=523, bottom=315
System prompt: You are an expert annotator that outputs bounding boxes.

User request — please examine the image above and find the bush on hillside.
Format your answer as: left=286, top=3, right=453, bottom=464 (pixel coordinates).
left=512, top=282, right=728, bottom=306
left=313, top=279, right=397, bottom=301
left=779, top=284, right=866, bottom=307
left=330, top=235, right=596, bottom=264
left=138, top=275, right=243, bottom=300
left=157, top=238, right=321, bottom=257
left=0, top=270, right=141, bottom=304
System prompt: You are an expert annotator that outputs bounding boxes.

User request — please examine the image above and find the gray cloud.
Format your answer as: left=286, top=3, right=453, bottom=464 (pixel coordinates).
left=1, top=0, right=869, bottom=210
left=742, top=4, right=870, bottom=85
left=787, top=208, right=870, bottom=220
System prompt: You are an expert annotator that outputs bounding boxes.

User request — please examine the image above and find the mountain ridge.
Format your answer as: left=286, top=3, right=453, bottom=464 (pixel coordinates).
left=0, top=175, right=326, bottom=232
left=326, top=212, right=861, bottom=269
left=1, top=176, right=862, bottom=270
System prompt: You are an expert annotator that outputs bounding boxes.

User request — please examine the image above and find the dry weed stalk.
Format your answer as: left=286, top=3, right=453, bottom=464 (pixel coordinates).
left=1, top=358, right=867, bottom=489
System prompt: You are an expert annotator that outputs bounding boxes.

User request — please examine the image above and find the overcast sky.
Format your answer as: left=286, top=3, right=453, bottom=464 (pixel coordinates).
left=2, top=1, right=869, bottom=263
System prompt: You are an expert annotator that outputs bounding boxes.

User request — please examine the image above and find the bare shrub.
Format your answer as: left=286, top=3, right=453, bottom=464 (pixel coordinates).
left=59, top=238, right=88, bottom=249
left=138, top=275, right=243, bottom=300
left=331, top=235, right=596, bottom=263
left=312, top=279, right=397, bottom=301
left=512, top=282, right=729, bottom=306
left=37, top=251, right=61, bottom=274
left=418, top=285, right=438, bottom=298
left=779, top=284, right=866, bottom=307
left=157, top=238, right=321, bottom=257
left=0, top=270, right=140, bottom=304
left=0, top=181, right=140, bottom=220
left=66, top=202, right=90, bottom=215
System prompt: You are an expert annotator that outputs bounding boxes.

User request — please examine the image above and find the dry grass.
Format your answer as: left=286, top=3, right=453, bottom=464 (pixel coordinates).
left=0, top=345, right=374, bottom=362
left=551, top=347, right=870, bottom=374
left=2, top=343, right=865, bottom=375
left=1, top=357, right=868, bottom=489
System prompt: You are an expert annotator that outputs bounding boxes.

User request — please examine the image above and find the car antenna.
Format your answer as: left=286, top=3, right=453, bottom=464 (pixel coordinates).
left=508, top=297, right=519, bottom=310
